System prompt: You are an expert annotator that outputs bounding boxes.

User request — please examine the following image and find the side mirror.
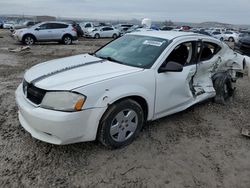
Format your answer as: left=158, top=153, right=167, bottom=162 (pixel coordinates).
left=35, top=28, right=40, bottom=31
left=158, top=61, right=183, bottom=73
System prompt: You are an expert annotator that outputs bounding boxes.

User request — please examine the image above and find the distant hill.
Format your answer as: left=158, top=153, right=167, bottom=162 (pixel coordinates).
left=174, top=21, right=250, bottom=30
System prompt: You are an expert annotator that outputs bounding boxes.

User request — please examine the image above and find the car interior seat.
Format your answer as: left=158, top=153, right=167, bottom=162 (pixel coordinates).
left=200, top=47, right=213, bottom=61
left=167, top=44, right=189, bottom=65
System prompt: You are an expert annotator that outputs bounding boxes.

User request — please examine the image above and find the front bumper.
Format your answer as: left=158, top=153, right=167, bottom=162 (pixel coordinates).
left=15, top=84, right=105, bottom=145
left=13, top=34, right=22, bottom=42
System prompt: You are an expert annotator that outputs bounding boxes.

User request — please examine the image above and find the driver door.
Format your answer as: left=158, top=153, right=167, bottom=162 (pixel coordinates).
left=154, top=41, right=197, bottom=119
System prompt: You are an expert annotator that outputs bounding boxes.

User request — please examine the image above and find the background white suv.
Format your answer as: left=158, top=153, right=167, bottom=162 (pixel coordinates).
left=13, top=21, right=78, bottom=45
left=87, top=26, right=120, bottom=39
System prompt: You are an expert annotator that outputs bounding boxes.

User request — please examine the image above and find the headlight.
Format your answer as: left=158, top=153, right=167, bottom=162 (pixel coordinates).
left=40, top=91, right=86, bottom=112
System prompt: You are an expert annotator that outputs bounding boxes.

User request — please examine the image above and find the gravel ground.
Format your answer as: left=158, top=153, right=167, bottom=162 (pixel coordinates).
left=0, top=29, right=250, bottom=188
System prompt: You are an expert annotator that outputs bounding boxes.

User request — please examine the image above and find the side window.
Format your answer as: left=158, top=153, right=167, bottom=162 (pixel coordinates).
left=38, top=23, right=49, bottom=30
left=85, top=23, right=91, bottom=28
left=199, top=42, right=221, bottom=61
left=164, top=41, right=194, bottom=66
left=27, top=22, right=34, bottom=26
left=51, top=23, right=68, bottom=29
left=102, top=27, right=113, bottom=31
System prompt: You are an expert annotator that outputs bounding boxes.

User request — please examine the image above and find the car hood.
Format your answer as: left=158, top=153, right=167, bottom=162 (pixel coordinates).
left=15, top=28, right=29, bottom=32
left=24, top=54, right=143, bottom=90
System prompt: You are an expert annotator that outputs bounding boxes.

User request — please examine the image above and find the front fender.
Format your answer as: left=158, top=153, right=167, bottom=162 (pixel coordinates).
left=74, top=70, right=155, bottom=120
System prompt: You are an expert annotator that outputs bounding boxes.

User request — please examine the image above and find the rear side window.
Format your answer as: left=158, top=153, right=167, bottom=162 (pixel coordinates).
left=51, top=23, right=68, bottom=29
left=199, top=42, right=221, bottom=61
left=102, top=27, right=113, bottom=31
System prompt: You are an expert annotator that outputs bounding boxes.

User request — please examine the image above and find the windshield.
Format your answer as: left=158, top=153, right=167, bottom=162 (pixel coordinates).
left=95, top=35, right=169, bottom=68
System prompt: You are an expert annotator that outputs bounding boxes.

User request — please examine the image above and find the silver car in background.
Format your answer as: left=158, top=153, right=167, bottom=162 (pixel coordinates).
left=13, top=21, right=78, bottom=45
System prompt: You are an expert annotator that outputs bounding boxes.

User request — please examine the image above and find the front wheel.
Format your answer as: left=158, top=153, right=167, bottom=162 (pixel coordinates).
left=23, top=35, right=35, bottom=45
left=98, top=99, right=144, bottom=149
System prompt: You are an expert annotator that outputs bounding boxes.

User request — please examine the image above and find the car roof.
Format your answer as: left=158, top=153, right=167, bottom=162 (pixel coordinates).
left=127, top=31, right=205, bottom=40
left=40, top=21, right=69, bottom=25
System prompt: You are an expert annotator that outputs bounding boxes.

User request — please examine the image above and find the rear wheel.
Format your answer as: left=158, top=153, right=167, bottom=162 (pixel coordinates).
left=228, top=37, right=235, bottom=42
left=213, top=73, right=234, bottom=105
left=23, top=35, right=35, bottom=45
left=98, top=99, right=144, bottom=149
left=62, top=35, right=72, bottom=45
left=112, top=33, right=118, bottom=39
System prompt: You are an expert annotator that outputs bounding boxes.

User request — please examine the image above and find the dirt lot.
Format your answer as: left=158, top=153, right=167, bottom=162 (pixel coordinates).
left=0, top=29, right=250, bottom=188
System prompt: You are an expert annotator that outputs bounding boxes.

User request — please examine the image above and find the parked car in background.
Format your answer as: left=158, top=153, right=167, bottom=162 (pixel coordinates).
left=10, top=21, right=40, bottom=32
left=115, top=24, right=134, bottom=36
left=210, top=28, right=226, bottom=34
left=86, top=26, right=120, bottom=39
left=115, top=24, right=133, bottom=31
left=0, top=20, right=3, bottom=29
left=211, top=31, right=224, bottom=40
left=3, top=21, right=15, bottom=29
left=130, top=28, right=154, bottom=33
left=13, top=21, right=77, bottom=45
left=223, top=31, right=239, bottom=42
left=180, top=25, right=191, bottom=31
left=66, top=21, right=83, bottom=37
left=193, top=30, right=211, bottom=36
left=160, top=26, right=174, bottom=31
left=235, top=33, right=250, bottom=56
left=16, top=31, right=246, bottom=148
left=116, top=24, right=133, bottom=31
left=125, top=25, right=140, bottom=33
left=80, top=22, right=95, bottom=36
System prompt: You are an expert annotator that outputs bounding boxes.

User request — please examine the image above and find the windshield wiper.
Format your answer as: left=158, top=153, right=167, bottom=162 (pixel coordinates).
left=106, top=56, right=123, bottom=64
left=94, top=54, right=124, bottom=65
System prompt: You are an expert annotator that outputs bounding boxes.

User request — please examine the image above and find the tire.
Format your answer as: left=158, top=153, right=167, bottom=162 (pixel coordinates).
left=98, top=99, right=144, bottom=149
left=94, top=34, right=100, bottom=39
left=228, top=37, right=234, bottom=42
left=62, top=35, right=72, bottom=45
left=213, top=73, right=234, bottom=105
left=112, top=33, right=118, bottom=39
left=22, top=34, right=35, bottom=45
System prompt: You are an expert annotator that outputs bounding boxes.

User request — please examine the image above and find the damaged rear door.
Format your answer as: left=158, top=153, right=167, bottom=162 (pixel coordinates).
left=191, top=41, right=222, bottom=101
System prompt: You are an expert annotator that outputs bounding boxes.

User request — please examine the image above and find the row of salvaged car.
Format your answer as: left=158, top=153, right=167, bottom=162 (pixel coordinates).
left=3, top=19, right=250, bottom=56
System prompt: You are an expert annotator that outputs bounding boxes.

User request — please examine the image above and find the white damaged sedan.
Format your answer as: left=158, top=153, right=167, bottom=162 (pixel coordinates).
left=16, top=31, right=247, bottom=148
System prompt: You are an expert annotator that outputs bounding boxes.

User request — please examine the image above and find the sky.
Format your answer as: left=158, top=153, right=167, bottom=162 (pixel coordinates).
left=0, top=0, right=250, bottom=24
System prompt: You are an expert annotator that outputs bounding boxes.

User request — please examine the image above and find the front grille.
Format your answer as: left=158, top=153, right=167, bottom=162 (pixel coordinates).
left=23, top=80, right=46, bottom=105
